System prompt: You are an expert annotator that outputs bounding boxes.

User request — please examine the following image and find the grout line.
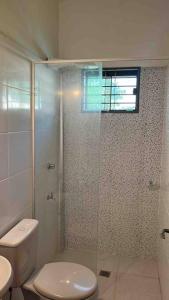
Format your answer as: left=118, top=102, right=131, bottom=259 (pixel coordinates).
left=0, top=81, right=30, bottom=94
left=0, top=169, right=33, bottom=185
left=0, top=177, right=8, bottom=183
left=157, top=261, right=163, bottom=300
left=8, top=130, right=32, bottom=134
left=8, top=167, right=33, bottom=180
left=0, top=131, right=32, bottom=135
left=117, top=271, right=159, bottom=280
left=113, top=259, right=120, bottom=300
left=158, top=275, right=163, bottom=300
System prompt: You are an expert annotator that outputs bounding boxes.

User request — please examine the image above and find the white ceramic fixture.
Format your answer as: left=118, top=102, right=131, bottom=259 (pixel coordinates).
left=0, top=255, right=13, bottom=298
left=33, top=262, right=97, bottom=300
left=0, top=219, right=97, bottom=300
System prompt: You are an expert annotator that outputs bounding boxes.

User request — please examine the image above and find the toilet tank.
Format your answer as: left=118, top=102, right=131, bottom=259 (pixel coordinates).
left=0, top=219, right=39, bottom=287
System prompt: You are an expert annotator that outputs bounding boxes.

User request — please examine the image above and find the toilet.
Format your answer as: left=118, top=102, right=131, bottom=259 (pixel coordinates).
left=0, top=219, right=97, bottom=300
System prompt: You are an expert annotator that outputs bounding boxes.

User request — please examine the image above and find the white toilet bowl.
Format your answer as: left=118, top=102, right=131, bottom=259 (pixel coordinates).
left=23, top=262, right=97, bottom=300
left=0, top=219, right=98, bottom=300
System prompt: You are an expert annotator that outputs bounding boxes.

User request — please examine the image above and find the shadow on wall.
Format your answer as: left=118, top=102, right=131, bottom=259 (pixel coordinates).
left=0, top=0, right=59, bottom=59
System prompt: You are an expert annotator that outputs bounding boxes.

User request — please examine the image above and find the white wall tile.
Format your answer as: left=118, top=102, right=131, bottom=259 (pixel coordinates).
left=0, top=46, right=31, bottom=92
left=8, top=169, right=32, bottom=216
left=8, top=88, right=31, bottom=132
left=0, top=45, right=32, bottom=238
left=9, top=132, right=32, bottom=176
left=0, top=85, right=7, bottom=133
left=0, top=171, right=32, bottom=239
left=0, top=179, right=10, bottom=237
left=0, top=134, right=8, bottom=180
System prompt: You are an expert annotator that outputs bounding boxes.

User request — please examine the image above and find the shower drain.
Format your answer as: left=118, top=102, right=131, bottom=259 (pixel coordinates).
left=99, top=270, right=111, bottom=278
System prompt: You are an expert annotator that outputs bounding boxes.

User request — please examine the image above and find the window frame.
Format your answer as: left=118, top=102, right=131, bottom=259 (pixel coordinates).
left=82, top=67, right=141, bottom=114
left=101, top=67, right=141, bottom=113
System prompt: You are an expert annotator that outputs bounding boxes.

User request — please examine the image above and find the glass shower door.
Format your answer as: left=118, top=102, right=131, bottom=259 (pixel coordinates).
left=60, top=64, right=102, bottom=272
left=34, top=62, right=102, bottom=273
left=34, top=64, right=61, bottom=268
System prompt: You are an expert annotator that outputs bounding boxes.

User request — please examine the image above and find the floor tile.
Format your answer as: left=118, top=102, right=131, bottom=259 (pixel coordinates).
left=115, top=293, right=161, bottom=300
left=115, top=273, right=161, bottom=300
left=98, top=272, right=116, bottom=297
left=97, top=254, right=119, bottom=273
left=98, top=284, right=116, bottom=300
left=118, top=257, right=158, bottom=278
left=54, top=251, right=161, bottom=300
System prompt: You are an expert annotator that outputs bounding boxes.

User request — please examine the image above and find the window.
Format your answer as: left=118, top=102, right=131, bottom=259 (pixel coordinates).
left=83, top=67, right=140, bottom=113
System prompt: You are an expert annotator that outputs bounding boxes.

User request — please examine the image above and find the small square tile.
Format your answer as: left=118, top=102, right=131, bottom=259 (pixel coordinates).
left=115, top=274, right=161, bottom=300
left=97, top=273, right=116, bottom=299
left=118, top=257, right=158, bottom=278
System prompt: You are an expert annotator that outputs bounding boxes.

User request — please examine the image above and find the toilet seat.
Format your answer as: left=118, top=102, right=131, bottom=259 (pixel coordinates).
left=33, top=262, right=97, bottom=300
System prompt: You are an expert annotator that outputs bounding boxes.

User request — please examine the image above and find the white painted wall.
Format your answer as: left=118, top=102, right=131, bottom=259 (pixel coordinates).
left=0, top=0, right=59, bottom=59
left=1, top=0, right=168, bottom=60
left=58, top=0, right=169, bottom=59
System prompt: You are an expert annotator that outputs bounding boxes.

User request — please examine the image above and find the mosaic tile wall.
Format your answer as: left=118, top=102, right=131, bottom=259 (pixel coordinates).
left=62, top=67, right=101, bottom=255
left=99, top=67, right=165, bottom=258
left=63, top=67, right=165, bottom=258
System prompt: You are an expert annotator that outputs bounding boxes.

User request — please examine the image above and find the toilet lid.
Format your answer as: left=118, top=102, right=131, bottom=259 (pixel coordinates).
left=33, top=262, right=97, bottom=300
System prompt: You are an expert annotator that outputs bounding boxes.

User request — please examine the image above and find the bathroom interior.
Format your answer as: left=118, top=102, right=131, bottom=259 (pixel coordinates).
left=0, top=1, right=169, bottom=300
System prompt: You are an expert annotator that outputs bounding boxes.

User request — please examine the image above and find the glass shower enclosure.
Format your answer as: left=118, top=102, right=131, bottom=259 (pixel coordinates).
left=33, top=61, right=102, bottom=272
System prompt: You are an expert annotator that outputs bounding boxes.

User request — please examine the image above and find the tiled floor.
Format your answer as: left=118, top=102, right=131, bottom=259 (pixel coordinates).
left=55, top=250, right=162, bottom=300
left=98, top=255, right=161, bottom=300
